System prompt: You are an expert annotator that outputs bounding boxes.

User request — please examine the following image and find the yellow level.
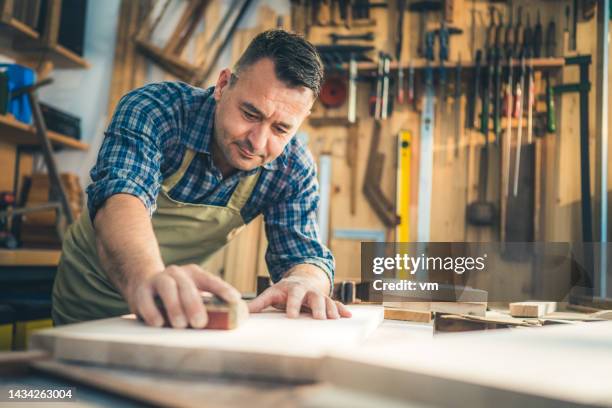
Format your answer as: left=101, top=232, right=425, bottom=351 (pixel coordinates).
left=396, top=130, right=412, bottom=242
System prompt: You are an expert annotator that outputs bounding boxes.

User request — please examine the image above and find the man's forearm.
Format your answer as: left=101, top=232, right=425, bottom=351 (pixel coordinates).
left=94, top=194, right=164, bottom=297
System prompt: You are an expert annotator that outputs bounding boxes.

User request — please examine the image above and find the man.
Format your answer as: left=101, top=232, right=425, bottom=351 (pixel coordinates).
left=52, top=29, right=351, bottom=328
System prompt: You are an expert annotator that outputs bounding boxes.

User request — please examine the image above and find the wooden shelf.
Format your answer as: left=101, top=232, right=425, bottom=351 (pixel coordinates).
left=0, top=248, right=60, bottom=266
left=0, top=18, right=89, bottom=69
left=0, top=114, right=89, bottom=151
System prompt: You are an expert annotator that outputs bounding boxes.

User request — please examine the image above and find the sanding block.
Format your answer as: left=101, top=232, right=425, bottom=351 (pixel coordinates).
left=146, top=293, right=249, bottom=330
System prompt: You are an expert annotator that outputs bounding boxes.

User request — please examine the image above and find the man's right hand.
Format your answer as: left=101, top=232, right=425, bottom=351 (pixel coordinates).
left=126, top=264, right=242, bottom=329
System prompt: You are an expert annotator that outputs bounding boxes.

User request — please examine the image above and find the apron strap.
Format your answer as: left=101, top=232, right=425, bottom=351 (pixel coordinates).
left=161, top=147, right=260, bottom=212
left=227, top=169, right=261, bottom=212
left=161, top=149, right=197, bottom=192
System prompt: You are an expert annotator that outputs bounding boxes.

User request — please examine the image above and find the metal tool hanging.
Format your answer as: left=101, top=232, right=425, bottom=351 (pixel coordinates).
left=417, top=31, right=436, bottom=242
left=363, top=121, right=401, bottom=227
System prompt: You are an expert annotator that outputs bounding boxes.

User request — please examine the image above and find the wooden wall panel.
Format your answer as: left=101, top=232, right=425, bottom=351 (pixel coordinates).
left=203, top=5, right=287, bottom=289
left=0, top=141, right=16, bottom=191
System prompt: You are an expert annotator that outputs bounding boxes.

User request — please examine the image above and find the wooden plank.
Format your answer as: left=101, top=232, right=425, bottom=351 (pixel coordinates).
left=47, top=36, right=89, bottom=68
left=383, top=301, right=487, bottom=317
left=384, top=307, right=432, bottom=323
left=30, top=306, right=384, bottom=382
left=510, top=301, right=558, bottom=318
left=135, top=39, right=198, bottom=81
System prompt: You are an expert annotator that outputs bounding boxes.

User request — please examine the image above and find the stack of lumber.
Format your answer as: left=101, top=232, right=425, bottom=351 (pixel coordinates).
left=20, top=172, right=83, bottom=247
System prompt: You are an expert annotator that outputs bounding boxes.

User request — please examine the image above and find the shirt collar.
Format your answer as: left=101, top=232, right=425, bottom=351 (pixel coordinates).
left=185, top=86, right=288, bottom=172
left=183, top=87, right=216, bottom=155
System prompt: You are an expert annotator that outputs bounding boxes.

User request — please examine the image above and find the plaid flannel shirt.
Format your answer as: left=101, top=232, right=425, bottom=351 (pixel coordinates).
left=87, top=81, right=334, bottom=284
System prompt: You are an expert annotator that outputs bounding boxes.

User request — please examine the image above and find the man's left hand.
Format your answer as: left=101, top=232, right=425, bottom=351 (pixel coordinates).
left=247, top=265, right=352, bottom=319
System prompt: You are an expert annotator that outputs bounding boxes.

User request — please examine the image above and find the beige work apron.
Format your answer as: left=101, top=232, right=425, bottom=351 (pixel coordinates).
left=52, top=149, right=261, bottom=325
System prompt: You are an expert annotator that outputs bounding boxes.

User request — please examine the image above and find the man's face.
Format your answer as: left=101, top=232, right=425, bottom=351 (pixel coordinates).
left=212, top=58, right=314, bottom=172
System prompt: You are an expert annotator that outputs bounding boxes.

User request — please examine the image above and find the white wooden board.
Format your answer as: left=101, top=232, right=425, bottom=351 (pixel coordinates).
left=30, top=305, right=384, bottom=382
left=321, top=321, right=612, bottom=407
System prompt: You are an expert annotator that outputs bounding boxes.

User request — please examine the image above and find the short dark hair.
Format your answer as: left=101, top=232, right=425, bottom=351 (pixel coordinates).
left=232, top=29, right=324, bottom=96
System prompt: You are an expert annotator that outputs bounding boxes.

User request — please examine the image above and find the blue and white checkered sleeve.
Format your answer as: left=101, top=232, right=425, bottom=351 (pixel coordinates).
left=263, top=150, right=335, bottom=287
left=86, top=85, right=174, bottom=221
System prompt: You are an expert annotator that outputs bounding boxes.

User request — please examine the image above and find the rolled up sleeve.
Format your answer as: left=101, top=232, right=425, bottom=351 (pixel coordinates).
left=263, top=154, right=335, bottom=287
left=86, top=85, right=177, bottom=221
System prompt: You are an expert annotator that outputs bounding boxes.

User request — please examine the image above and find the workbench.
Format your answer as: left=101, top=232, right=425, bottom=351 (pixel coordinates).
left=3, top=315, right=610, bottom=408
left=0, top=319, right=429, bottom=408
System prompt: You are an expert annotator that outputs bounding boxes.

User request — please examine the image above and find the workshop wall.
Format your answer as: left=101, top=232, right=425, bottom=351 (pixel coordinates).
left=293, top=0, right=612, bottom=298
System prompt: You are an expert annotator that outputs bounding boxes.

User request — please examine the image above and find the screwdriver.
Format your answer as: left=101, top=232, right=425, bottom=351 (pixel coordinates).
left=533, top=10, right=543, bottom=58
